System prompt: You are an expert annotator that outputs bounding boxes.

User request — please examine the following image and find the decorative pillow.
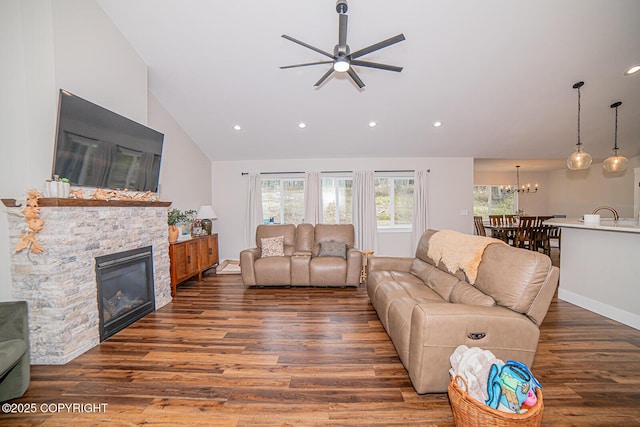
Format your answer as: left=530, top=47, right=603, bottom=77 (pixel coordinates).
left=261, top=236, right=284, bottom=257
left=317, top=241, right=347, bottom=259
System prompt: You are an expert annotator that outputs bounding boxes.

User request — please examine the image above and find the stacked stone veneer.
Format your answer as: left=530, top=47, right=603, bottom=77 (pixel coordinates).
left=7, top=203, right=172, bottom=364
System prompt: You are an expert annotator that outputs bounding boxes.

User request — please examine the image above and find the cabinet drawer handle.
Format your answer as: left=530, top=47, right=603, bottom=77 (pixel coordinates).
left=187, top=255, right=191, bottom=263
left=209, top=248, right=212, bottom=255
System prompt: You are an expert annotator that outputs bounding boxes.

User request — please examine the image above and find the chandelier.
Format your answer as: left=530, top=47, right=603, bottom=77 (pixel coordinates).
left=502, top=165, right=538, bottom=194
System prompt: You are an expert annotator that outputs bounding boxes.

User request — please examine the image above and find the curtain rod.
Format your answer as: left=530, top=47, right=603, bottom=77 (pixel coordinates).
left=241, top=169, right=429, bottom=176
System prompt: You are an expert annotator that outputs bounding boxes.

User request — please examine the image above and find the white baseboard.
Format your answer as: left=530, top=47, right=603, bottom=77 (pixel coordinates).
left=558, top=289, right=640, bottom=330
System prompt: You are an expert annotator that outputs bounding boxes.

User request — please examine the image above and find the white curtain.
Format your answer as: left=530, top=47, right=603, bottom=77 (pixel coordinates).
left=304, top=171, right=322, bottom=225
left=352, top=171, right=377, bottom=251
left=244, top=173, right=263, bottom=248
left=412, top=169, right=430, bottom=251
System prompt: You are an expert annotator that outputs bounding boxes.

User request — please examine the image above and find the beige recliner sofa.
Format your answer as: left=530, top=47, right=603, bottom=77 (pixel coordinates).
left=240, top=224, right=362, bottom=287
left=367, top=229, right=559, bottom=394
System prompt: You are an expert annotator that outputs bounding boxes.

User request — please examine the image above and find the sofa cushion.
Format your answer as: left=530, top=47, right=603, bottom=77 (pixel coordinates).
left=317, top=241, right=347, bottom=258
left=474, top=244, right=552, bottom=314
left=313, top=224, right=355, bottom=256
left=256, top=224, right=296, bottom=245
left=425, top=268, right=460, bottom=301
left=449, top=282, right=496, bottom=306
left=261, top=236, right=284, bottom=257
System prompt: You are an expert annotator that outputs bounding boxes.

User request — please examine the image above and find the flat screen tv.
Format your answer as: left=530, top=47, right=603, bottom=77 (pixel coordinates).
left=52, top=89, right=164, bottom=192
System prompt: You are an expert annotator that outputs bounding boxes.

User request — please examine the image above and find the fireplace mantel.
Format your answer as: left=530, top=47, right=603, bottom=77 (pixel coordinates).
left=3, top=198, right=171, bottom=208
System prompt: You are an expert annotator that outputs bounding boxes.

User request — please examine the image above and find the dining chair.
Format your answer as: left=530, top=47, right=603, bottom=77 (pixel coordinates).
left=488, top=215, right=508, bottom=242
left=473, top=216, right=487, bottom=236
left=534, top=216, right=554, bottom=256
left=514, top=216, right=537, bottom=250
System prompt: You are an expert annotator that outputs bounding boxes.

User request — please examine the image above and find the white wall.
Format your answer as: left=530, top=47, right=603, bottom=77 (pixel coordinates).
left=548, top=155, right=640, bottom=218
left=148, top=93, right=212, bottom=212
left=474, top=170, right=550, bottom=216
left=0, top=0, right=211, bottom=301
left=212, top=157, right=474, bottom=261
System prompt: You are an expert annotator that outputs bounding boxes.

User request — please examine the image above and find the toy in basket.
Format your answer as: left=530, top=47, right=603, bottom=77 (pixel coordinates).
left=448, top=374, right=544, bottom=427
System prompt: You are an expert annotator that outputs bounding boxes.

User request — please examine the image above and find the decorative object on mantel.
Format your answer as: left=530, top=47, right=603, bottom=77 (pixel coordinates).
left=15, top=190, right=44, bottom=258
left=566, top=81, right=593, bottom=170
left=86, top=188, right=158, bottom=202
left=603, top=101, right=628, bottom=173
left=197, top=205, right=218, bottom=235
left=501, top=165, right=538, bottom=194
left=44, top=176, right=70, bottom=198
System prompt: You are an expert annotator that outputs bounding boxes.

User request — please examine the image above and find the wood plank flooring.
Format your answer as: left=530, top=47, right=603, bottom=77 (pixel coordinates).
left=3, top=264, right=640, bottom=426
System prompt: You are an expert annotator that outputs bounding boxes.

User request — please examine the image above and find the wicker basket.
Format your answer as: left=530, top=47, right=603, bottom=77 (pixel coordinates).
left=448, top=375, right=544, bottom=427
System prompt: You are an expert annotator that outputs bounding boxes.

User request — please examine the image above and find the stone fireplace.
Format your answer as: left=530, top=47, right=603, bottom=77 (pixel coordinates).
left=4, top=198, right=172, bottom=364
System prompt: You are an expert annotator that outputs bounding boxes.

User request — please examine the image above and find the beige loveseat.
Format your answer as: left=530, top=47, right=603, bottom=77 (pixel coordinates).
left=240, top=224, right=362, bottom=287
left=367, top=229, right=559, bottom=394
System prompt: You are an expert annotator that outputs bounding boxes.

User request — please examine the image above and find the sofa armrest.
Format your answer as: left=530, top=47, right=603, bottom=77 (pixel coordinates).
left=345, top=248, right=363, bottom=286
left=368, top=256, right=414, bottom=273
left=0, top=301, right=28, bottom=342
left=239, top=248, right=261, bottom=286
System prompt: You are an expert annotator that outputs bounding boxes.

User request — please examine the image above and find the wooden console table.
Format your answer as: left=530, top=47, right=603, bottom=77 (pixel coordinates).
left=169, top=234, right=219, bottom=297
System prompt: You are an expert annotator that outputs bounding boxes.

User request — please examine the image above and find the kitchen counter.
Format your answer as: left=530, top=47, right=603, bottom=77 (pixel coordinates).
left=545, top=217, right=640, bottom=233
left=546, top=218, right=639, bottom=330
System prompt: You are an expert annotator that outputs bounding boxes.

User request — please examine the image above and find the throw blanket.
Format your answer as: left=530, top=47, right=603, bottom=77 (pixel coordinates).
left=427, top=230, right=505, bottom=284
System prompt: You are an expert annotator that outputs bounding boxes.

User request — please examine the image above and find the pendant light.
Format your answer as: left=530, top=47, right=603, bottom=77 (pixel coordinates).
left=567, top=81, right=592, bottom=170
left=603, top=101, right=628, bottom=173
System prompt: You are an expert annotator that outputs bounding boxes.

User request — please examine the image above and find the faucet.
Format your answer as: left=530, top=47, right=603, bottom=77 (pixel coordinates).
left=592, top=206, right=619, bottom=221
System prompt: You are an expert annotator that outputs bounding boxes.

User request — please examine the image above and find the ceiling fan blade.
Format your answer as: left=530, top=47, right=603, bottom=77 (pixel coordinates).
left=280, top=60, right=334, bottom=69
left=314, top=67, right=335, bottom=87
left=338, top=14, right=348, bottom=52
left=347, top=67, right=365, bottom=88
left=282, top=34, right=335, bottom=59
left=350, top=59, right=403, bottom=72
left=350, top=34, right=406, bottom=59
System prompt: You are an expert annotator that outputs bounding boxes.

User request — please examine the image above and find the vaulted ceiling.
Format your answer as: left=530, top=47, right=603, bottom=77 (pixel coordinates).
left=97, top=0, right=640, bottom=170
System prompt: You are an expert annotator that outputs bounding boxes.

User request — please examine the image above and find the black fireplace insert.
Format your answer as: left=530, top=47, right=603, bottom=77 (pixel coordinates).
left=95, top=246, right=155, bottom=341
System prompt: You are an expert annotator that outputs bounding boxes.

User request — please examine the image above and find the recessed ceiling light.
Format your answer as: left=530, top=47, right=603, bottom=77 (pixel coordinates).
left=369, top=121, right=377, bottom=127
left=298, top=122, right=306, bottom=128
left=233, top=125, right=242, bottom=131
left=625, top=65, right=640, bottom=75
left=433, top=121, right=442, bottom=127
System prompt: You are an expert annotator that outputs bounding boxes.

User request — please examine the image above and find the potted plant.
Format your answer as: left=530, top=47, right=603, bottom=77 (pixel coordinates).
left=167, top=209, right=186, bottom=243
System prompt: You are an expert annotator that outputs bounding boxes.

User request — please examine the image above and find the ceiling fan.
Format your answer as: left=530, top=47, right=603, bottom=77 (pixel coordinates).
left=280, top=0, right=406, bottom=88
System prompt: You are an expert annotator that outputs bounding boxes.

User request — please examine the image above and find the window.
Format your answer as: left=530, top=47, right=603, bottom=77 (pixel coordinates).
left=261, top=178, right=305, bottom=224
left=375, top=176, right=414, bottom=228
left=473, top=186, right=515, bottom=217
left=321, top=177, right=352, bottom=224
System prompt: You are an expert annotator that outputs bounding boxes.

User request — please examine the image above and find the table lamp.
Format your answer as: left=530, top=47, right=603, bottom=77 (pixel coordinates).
left=197, top=205, right=218, bottom=235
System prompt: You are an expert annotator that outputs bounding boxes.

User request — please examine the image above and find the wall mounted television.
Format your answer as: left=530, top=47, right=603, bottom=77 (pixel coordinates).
left=52, top=89, right=164, bottom=192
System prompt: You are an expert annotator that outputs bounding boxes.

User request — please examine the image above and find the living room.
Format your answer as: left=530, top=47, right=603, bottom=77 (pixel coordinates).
left=1, top=0, right=639, bottom=425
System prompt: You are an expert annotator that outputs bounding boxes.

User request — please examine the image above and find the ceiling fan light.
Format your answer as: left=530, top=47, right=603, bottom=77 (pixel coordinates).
left=334, top=59, right=350, bottom=72
left=567, top=145, right=592, bottom=170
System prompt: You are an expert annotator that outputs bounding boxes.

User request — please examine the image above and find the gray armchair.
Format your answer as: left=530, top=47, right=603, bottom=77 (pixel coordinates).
left=0, top=301, right=30, bottom=402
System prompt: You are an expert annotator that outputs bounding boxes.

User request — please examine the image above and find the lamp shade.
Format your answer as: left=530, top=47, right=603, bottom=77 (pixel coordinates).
left=197, top=205, right=217, bottom=220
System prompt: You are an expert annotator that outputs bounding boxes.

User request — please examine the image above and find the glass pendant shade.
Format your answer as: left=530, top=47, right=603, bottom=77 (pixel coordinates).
left=603, top=101, right=627, bottom=173
left=567, top=81, right=592, bottom=170
left=603, top=151, right=627, bottom=172
left=567, top=145, right=592, bottom=170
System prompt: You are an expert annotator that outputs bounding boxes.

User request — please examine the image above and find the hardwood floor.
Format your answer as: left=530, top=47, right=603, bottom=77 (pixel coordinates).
left=3, top=263, right=640, bottom=426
